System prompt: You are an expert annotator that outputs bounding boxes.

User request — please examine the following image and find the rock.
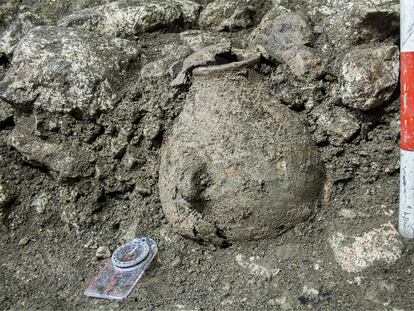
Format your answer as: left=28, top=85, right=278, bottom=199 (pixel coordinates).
left=199, top=0, right=258, bottom=31
left=0, top=179, right=12, bottom=209
left=141, top=44, right=191, bottom=79
left=18, top=237, right=30, bottom=246
left=312, top=105, right=361, bottom=145
left=329, top=222, right=403, bottom=273
left=179, top=30, right=226, bottom=52
left=8, top=116, right=95, bottom=180
left=171, top=41, right=232, bottom=86
left=96, top=246, right=111, bottom=259
left=0, top=12, right=44, bottom=56
left=59, top=0, right=200, bottom=37
left=250, top=7, right=322, bottom=78
left=0, top=26, right=140, bottom=117
left=160, top=56, right=324, bottom=244
left=302, top=283, right=320, bottom=299
left=31, top=192, right=51, bottom=214
left=0, top=100, right=14, bottom=128
left=306, top=0, right=399, bottom=49
left=340, top=44, right=399, bottom=110
left=235, top=254, right=280, bottom=279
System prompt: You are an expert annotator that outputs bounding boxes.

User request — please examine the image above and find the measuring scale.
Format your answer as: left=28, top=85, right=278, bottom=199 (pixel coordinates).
left=84, top=237, right=158, bottom=301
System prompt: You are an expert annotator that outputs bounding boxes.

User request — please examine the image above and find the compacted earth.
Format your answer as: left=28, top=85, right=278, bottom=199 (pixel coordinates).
left=1, top=0, right=412, bottom=310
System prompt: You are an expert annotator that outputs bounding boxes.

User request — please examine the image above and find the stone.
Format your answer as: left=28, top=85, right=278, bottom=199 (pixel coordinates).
left=18, top=237, right=30, bottom=246
left=0, top=12, right=44, bottom=56
left=250, top=8, right=322, bottom=78
left=0, top=179, right=12, bottom=209
left=340, top=44, right=399, bottom=110
left=311, top=105, right=361, bottom=145
left=306, top=0, right=399, bottom=49
left=31, top=192, right=51, bottom=214
left=0, top=100, right=14, bottom=128
left=0, top=26, right=140, bottom=117
left=160, top=56, right=324, bottom=244
left=329, top=222, right=403, bottom=273
left=171, top=41, right=232, bottom=86
left=95, top=246, right=111, bottom=259
left=141, top=44, right=191, bottom=79
left=179, top=30, right=225, bottom=52
left=59, top=0, right=200, bottom=37
left=199, top=0, right=258, bottom=31
left=8, top=116, right=95, bottom=180
left=235, top=254, right=280, bottom=279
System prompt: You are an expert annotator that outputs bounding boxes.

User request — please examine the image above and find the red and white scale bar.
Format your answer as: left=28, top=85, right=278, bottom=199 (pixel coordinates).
left=400, top=0, right=414, bottom=238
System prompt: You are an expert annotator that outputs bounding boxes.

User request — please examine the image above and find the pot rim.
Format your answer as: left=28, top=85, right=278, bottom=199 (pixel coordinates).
left=192, top=50, right=261, bottom=76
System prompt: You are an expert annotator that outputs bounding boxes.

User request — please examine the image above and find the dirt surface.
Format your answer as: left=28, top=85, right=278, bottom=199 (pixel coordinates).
left=1, top=0, right=414, bottom=310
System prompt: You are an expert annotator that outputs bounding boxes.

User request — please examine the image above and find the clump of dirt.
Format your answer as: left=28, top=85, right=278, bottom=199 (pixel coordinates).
left=1, top=0, right=413, bottom=311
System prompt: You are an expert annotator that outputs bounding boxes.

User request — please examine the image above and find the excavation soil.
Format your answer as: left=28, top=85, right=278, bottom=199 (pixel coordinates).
left=1, top=0, right=414, bottom=310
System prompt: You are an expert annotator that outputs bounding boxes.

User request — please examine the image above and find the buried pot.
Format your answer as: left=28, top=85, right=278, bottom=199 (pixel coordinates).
left=159, top=53, right=325, bottom=245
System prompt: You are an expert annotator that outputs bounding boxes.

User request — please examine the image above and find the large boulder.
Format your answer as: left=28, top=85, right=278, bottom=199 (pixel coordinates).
left=159, top=57, right=325, bottom=245
left=0, top=26, right=140, bottom=117
left=59, top=0, right=200, bottom=37
left=340, top=44, right=399, bottom=111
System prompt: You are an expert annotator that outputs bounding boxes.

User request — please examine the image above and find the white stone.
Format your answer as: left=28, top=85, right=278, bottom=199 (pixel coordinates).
left=329, top=222, right=403, bottom=273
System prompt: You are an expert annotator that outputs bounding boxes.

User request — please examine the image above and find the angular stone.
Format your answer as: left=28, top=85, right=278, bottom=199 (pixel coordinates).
left=0, top=12, right=44, bottom=55
left=59, top=0, right=200, bottom=37
left=340, top=44, right=399, bottom=110
left=199, top=0, right=258, bottom=31
left=312, top=105, right=361, bottom=145
left=329, top=222, right=403, bottom=273
left=250, top=8, right=322, bottom=77
left=0, top=26, right=140, bottom=117
left=306, top=0, right=399, bottom=49
left=96, top=246, right=111, bottom=259
left=179, top=30, right=225, bottom=52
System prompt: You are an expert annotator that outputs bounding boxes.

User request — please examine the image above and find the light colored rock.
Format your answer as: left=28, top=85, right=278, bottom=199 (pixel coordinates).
left=0, top=26, right=140, bottom=116
left=160, top=57, right=324, bottom=244
left=250, top=7, right=322, bottom=77
left=235, top=254, right=280, bottom=279
left=96, top=246, right=111, bottom=259
left=18, top=237, right=30, bottom=246
left=0, top=12, right=44, bottom=55
left=306, top=0, right=399, bottom=49
left=0, top=179, right=12, bottom=209
left=31, top=192, right=51, bottom=214
left=312, top=105, right=361, bottom=145
left=329, top=222, right=403, bottom=273
left=59, top=0, right=200, bottom=37
left=340, top=44, right=399, bottom=110
left=199, top=0, right=258, bottom=31
left=179, top=30, right=225, bottom=52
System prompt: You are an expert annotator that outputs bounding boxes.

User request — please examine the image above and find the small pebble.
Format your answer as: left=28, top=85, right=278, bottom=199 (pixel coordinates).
left=96, top=246, right=111, bottom=259
left=18, top=237, right=30, bottom=246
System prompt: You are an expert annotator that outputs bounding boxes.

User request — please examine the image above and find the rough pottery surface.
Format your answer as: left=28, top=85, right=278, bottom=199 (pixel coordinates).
left=159, top=57, right=324, bottom=244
